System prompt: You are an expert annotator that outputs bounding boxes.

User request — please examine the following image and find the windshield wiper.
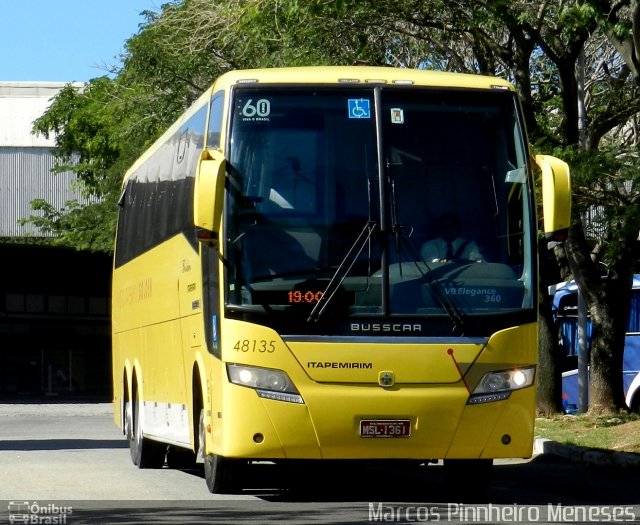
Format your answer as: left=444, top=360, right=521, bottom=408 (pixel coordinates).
left=307, top=221, right=378, bottom=322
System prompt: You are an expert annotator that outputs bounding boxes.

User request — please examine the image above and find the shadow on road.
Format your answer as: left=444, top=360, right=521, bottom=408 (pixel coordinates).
left=0, top=438, right=128, bottom=451
left=173, top=454, right=640, bottom=505
left=40, top=456, right=640, bottom=525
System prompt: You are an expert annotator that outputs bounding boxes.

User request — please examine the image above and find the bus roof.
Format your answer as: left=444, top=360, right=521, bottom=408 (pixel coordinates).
left=212, top=66, right=515, bottom=92
left=122, top=66, right=516, bottom=183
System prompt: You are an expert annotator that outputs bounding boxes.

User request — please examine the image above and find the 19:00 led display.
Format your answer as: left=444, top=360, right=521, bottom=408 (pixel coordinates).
left=287, top=290, right=324, bottom=303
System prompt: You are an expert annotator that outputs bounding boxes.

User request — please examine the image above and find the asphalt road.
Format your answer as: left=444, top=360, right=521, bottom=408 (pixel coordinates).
left=0, top=402, right=638, bottom=524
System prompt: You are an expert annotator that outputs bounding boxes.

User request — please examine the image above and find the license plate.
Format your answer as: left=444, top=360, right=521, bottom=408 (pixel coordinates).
left=359, top=419, right=411, bottom=438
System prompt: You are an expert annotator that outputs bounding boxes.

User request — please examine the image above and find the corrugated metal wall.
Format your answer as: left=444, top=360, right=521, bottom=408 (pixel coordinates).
left=0, top=147, right=89, bottom=237
left=0, top=82, right=90, bottom=239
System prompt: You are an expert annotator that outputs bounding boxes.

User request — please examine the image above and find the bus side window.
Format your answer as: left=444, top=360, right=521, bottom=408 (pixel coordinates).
left=206, top=93, right=224, bottom=149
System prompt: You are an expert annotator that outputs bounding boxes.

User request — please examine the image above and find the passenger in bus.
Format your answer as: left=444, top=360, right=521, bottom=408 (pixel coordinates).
left=421, top=211, right=484, bottom=263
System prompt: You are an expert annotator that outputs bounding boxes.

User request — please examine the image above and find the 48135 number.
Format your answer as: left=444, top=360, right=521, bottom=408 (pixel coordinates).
left=234, top=339, right=276, bottom=353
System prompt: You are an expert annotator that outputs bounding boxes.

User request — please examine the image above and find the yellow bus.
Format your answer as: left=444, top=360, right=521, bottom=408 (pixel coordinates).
left=112, top=66, right=570, bottom=493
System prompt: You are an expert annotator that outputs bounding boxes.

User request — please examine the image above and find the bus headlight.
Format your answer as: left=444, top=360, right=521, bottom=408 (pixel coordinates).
left=227, top=364, right=304, bottom=404
left=467, top=367, right=535, bottom=405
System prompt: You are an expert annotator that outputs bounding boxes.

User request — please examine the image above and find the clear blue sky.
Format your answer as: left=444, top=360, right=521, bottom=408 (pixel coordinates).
left=0, top=0, right=161, bottom=82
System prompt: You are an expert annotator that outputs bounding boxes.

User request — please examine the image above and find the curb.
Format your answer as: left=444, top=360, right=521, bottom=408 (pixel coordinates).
left=534, top=437, right=640, bottom=468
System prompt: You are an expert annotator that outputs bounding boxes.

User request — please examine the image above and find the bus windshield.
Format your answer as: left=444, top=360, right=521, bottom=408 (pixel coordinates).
left=225, top=86, right=534, bottom=334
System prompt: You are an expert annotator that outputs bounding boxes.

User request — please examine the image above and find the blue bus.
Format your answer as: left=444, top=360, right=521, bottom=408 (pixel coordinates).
left=551, top=277, right=640, bottom=413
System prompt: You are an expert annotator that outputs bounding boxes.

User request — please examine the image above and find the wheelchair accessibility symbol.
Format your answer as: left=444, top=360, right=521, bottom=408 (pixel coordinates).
left=348, top=99, right=371, bottom=119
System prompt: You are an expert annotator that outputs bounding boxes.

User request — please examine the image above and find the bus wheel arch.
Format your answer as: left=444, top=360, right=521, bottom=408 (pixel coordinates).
left=193, top=364, right=241, bottom=493
left=188, top=365, right=205, bottom=464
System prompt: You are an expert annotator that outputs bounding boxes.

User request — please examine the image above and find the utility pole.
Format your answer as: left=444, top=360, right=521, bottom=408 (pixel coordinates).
left=576, top=46, right=589, bottom=413
left=577, top=287, right=589, bottom=412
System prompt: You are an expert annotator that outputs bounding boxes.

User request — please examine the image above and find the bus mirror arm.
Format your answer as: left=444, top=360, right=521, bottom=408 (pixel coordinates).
left=194, top=150, right=226, bottom=245
left=196, top=227, right=218, bottom=245
left=535, top=154, right=571, bottom=241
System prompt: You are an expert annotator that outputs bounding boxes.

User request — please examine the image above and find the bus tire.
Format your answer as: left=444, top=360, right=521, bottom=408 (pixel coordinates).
left=204, top=453, right=237, bottom=493
left=200, top=408, right=239, bottom=493
left=129, top=387, right=166, bottom=469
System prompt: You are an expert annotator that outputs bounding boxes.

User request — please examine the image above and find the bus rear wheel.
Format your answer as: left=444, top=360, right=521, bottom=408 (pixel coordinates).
left=128, top=387, right=166, bottom=469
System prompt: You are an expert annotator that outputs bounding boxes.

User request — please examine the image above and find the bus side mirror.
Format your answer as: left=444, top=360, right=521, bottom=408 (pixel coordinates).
left=194, top=149, right=226, bottom=244
left=535, top=154, right=571, bottom=241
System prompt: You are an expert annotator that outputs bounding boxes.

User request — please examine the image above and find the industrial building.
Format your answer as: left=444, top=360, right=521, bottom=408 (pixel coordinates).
left=0, top=82, right=112, bottom=400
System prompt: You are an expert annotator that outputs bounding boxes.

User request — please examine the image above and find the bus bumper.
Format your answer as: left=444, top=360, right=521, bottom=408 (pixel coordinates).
left=213, top=381, right=535, bottom=460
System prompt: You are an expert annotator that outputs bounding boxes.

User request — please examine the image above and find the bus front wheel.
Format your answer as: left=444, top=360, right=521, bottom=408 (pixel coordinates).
left=204, top=453, right=238, bottom=493
left=200, top=409, right=238, bottom=493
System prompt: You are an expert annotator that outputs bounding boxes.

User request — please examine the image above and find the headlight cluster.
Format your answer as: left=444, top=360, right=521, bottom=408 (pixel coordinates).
left=467, top=367, right=535, bottom=405
left=227, top=364, right=304, bottom=404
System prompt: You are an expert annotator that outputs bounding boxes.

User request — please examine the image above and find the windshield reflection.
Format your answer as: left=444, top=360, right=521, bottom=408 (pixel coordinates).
left=225, top=86, right=533, bottom=332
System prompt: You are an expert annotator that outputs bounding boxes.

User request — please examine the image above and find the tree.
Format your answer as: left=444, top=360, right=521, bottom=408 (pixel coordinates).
left=541, top=3, right=640, bottom=414
left=397, top=0, right=640, bottom=414
left=29, top=79, right=122, bottom=251
left=475, top=1, right=640, bottom=414
left=30, top=8, right=214, bottom=252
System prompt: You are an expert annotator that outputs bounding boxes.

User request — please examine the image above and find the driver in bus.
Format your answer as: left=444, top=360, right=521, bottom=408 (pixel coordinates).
left=421, top=211, right=484, bottom=263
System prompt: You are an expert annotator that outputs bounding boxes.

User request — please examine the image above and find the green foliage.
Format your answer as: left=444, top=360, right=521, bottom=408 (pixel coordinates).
left=33, top=79, right=120, bottom=193
left=25, top=0, right=406, bottom=252
left=18, top=197, right=118, bottom=252
left=557, top=146, right=640, bottom=247
left=26, top=0, right=640, bottom=268
left=29, top=7, right=210, bottom=252
left=557, top=3, right=597, bottom=33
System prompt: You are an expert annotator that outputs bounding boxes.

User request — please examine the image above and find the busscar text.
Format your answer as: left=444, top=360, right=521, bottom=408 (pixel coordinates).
left=350, top=323, right=422, bottom=333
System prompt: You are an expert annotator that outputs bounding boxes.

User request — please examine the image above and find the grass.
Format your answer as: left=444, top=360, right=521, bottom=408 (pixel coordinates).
left=535, top=413, right=640, bottom=454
